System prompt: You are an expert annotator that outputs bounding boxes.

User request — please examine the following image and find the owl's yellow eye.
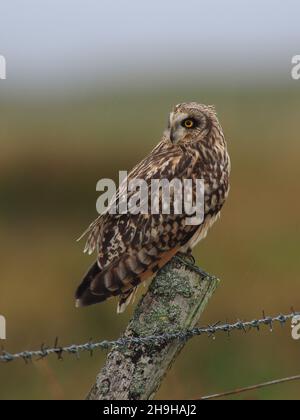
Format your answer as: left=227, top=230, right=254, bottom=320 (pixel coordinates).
left=183, top=119, right=195, bottom=129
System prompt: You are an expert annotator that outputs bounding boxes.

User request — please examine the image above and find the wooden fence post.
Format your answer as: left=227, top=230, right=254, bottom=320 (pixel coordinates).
left=87, top=257, right=219, bottom=400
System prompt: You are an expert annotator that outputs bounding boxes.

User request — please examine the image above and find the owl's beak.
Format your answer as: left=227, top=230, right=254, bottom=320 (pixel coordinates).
left=169, top=127, right=176, bottom=143
left=169, top=112, right=188, bottom=143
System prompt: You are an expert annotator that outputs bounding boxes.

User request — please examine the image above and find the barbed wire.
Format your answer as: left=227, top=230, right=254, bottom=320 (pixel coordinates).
left=0, top=311, right=298, bottom=364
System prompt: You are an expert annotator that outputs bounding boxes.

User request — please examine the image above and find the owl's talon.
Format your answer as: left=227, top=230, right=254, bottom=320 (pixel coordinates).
left=176, top=253, right=195, bottom=265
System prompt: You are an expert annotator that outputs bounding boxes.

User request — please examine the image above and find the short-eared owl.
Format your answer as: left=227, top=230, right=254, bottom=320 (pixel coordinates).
left=76, top=102, right=230, bottom=312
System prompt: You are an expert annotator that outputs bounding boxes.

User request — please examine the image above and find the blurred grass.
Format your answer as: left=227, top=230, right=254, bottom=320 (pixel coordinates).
left=0, top=84, right=300, bottom=400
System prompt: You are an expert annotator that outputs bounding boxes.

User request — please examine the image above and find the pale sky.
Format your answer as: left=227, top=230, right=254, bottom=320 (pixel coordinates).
left=0, top=0, right=299, bottom=92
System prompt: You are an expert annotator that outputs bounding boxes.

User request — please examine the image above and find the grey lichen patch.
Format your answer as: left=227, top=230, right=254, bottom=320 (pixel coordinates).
left=98, top=378, right=110, bottom=396
left=202, top=275, right=219, bottom=284
left=129, top=380, right=146, bottom=400
left=132, top=302, right=182, bottom=337
left=128, top=355, right=152, bottom=399
left=150, top=268, right=193, bottom=301
left=116, top=345, right=138, bottom=358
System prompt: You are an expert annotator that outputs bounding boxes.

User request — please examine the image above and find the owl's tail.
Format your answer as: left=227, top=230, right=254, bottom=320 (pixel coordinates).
left=75, top=262, right=107, bottom=307
left=75, top=260, right=138, bottom=313
left=75, top=247, right=179, bottom=311
left=117, top=287, right=138, bottom=314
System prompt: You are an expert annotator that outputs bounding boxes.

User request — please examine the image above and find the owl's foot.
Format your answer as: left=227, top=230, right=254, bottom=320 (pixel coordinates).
left=175, top=253, right=210, bottom=279
left=176, top=251, right=195, bottom=265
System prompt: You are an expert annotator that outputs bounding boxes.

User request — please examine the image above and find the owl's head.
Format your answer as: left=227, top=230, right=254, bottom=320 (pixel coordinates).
left=166, top=102, right=223, bottom=147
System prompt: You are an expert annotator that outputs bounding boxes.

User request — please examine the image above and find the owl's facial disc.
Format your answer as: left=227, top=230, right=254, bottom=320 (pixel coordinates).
left=169, top=112, right=200, bottom=144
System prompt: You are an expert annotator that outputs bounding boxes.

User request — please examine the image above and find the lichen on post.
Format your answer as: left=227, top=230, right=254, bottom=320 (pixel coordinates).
left=87, top=257, right=219, bottom=400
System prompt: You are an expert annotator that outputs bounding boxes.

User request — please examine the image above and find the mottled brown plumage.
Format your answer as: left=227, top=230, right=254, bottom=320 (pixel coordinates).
left=76, top=102, right=230, bottom=312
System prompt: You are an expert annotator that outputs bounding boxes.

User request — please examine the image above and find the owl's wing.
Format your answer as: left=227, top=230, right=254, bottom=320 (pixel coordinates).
left=76, top=143, right=198, bottom=308
left=79, top=140, right=169, bottom=255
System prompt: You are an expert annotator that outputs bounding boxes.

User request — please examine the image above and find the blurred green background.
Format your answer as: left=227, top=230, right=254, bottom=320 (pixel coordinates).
left=0, top=0, right=300, bottom=400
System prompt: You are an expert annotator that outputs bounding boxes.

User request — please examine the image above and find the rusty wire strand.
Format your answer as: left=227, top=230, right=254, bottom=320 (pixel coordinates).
left=200, top=374, right=300, bottom=400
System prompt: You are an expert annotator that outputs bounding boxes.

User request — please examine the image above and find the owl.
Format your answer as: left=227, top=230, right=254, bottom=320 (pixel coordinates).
left=76, top=102, right=230, bottom=313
